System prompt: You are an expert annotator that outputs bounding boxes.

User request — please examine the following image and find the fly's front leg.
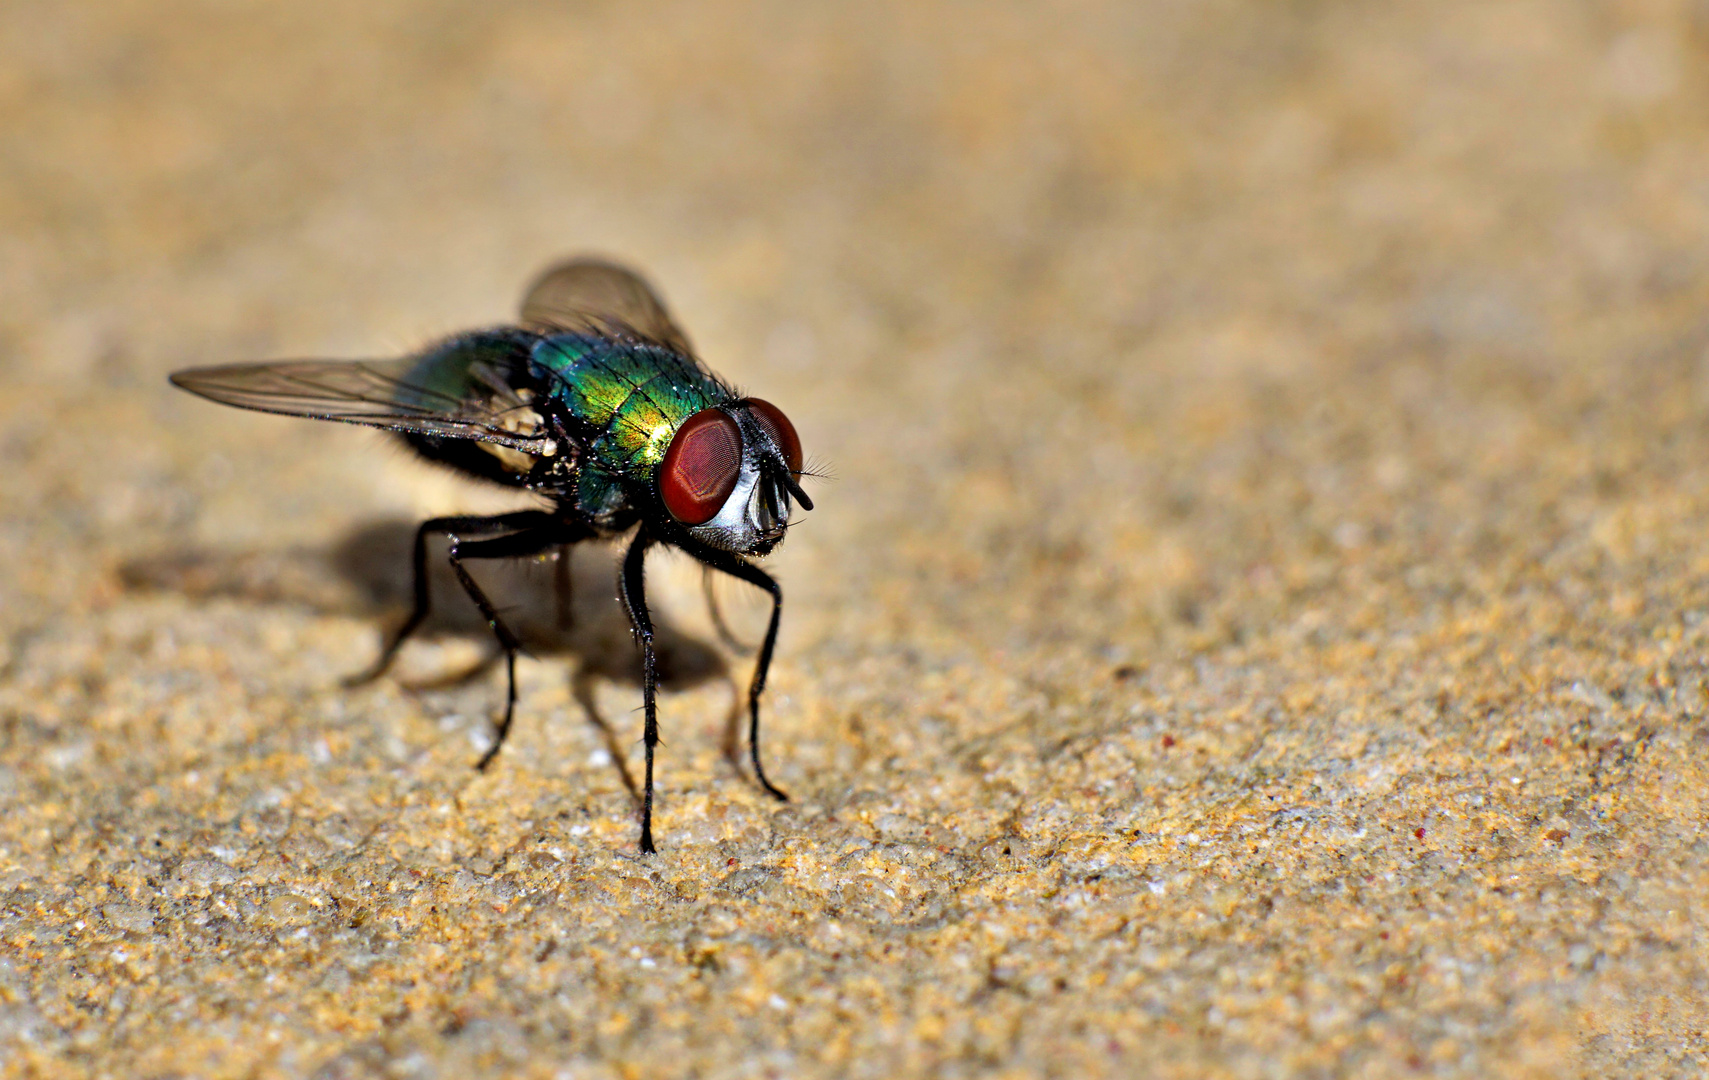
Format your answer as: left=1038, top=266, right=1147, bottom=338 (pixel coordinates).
left=344, top=511, right=555, bottom=687
left=617, top=527, right=660, bottom=854
left=679, top=541, right=788, bottom=802
left=702, top=565, right=756, bottom=656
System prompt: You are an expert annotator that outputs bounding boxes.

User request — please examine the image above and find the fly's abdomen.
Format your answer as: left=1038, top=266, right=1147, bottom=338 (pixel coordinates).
left=396, top=329, right=544, bottom=484
left=400, top=329, right=539, bottom=414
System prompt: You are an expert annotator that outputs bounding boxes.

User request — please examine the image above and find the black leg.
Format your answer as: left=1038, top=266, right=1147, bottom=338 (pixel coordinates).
left=344, top=511, right=559, bottom=687
left=399, top=648, right=501, bottom=691
left=616, top=527, right=660, bottom=854
left=446, top=525, right=579, bottom=770
left=702, top=565, right=756, bottom=656
left=570, top=667, right=641, bottom=800
left=678, top=540, right=788, bottom=803
left=554, top=544, right=575, bottom=630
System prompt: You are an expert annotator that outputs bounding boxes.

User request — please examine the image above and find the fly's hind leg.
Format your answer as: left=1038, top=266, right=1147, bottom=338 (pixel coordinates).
left=554, top=544, right=575, bottom=630
left=343, top=511, right=558, bottom=688
left=444, top=522, right=591, bottom=770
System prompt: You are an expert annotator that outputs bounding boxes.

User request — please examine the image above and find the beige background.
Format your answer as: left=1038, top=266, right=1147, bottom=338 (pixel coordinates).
left=2, top=1, right=1708, bottom=1076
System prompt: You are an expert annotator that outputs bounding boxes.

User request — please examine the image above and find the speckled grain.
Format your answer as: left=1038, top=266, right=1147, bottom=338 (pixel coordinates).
left=3, top=2, right=1709, bottom=1078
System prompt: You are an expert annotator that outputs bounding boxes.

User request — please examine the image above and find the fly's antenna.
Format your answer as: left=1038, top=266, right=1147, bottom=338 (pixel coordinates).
left=797, top=455, right=836, bottom=482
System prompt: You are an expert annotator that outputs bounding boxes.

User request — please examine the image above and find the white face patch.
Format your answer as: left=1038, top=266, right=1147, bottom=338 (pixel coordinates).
left=703, top=465, right=760, bottom=535
left=687, top=459, right=792, bottom=553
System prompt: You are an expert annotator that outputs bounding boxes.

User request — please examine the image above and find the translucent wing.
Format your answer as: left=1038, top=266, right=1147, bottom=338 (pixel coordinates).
left=170, top=338, right=551, bottom=451
left=519, top=257, right=694, bottom=354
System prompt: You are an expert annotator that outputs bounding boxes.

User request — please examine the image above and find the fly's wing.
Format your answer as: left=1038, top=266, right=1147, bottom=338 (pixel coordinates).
left=519, top=258, right=695, bottom=355
left=170, top=336, right=552, bottom=452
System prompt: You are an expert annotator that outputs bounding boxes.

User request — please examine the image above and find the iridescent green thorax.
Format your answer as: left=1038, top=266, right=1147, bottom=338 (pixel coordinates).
left=529, top=334, right=732, bottom=516
left=531, top=333, right=729, bottom=466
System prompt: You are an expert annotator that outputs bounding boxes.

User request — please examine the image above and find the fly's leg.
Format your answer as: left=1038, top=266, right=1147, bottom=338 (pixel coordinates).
left=446, top=524, right=587, bottom=771
left=680, top=541, right=788, bottom=802
left=554, top=544, right=575, bottom=630
left=344, top=511, right=558, bottom=688
left=571, top=666, right=641, bottom=800
left=702, top=565, right=756, bottom=656
left=400, top=649, right=502, bottom=691
left=616, top=527, right=660, bottom=854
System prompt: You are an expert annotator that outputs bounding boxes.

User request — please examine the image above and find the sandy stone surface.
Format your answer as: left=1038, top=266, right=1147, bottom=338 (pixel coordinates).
left=4, top=2, right=1709, bottom=1076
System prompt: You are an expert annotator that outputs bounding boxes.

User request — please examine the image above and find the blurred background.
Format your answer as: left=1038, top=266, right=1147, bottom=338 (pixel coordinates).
left=4, top=1, right=1709, bottom=1075
left=4, top=0, right=1708, bottom=654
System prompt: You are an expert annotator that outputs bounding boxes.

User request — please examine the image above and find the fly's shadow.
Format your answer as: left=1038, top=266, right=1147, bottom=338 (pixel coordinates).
left=121, top=519, right=743, bottom=799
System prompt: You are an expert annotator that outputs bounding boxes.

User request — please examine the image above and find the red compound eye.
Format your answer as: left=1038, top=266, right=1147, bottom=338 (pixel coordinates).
left=660, top=408, right=744, bottom=524
left=746, top=398, right=803, bottom=475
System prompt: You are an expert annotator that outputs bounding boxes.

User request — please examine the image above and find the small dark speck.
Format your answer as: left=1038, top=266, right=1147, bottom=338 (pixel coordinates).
left=1161, top=735, right=1176, bottom=749
left=1112, top=665, right=1138, bottom=682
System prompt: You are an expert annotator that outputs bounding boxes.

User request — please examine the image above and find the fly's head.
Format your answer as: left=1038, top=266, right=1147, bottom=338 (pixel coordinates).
left=657, top=399, right=812, bottom=555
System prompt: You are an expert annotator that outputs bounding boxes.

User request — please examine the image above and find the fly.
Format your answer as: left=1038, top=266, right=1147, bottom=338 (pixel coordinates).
left=170, top=258, right=817, bottom=853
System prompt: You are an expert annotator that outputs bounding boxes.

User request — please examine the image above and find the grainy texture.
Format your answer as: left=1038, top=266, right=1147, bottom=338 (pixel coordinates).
left=3, top=2, right=1708, bottom=1077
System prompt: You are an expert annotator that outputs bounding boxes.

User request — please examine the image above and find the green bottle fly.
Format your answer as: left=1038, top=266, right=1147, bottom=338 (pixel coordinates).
left=171, top=259, right=816, bottom=853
